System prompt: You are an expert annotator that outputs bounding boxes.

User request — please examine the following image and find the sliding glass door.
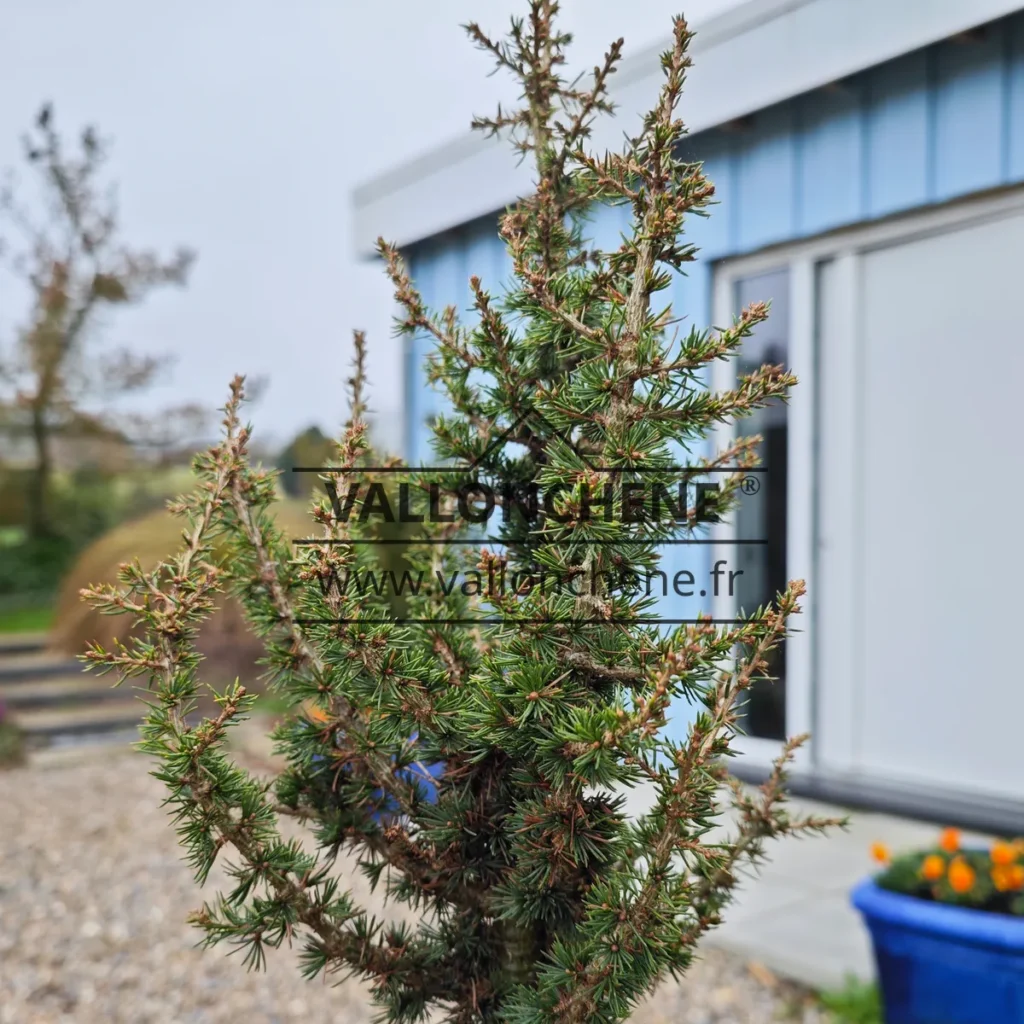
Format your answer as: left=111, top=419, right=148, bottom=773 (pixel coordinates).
left=711, top=257, right=814, bottom=771
left=731, top=269, right=791, bottom=741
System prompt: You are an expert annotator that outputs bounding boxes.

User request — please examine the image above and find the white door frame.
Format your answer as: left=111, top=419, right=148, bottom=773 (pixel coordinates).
left=709, top=184, right=1024, bottom=777
left=710, top=260, right=816, bottom=774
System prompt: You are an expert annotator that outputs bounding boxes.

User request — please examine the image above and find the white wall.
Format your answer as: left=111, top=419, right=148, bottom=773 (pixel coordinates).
left=815, top=199, right=1024, bottom=807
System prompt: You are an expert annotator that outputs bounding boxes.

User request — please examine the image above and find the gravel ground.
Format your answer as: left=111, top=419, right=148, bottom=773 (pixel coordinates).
left=0, top=744, right=827, bottom=1024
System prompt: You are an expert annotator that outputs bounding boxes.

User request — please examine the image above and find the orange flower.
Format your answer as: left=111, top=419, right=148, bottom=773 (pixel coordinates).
left=307, top=704, right=330, bottom=725
left=921, top=854, right=946, bottom=882
left=1010, top=865, right=1024, bottom=891
left=938, top=828, right=961, bottom=854
left=948, top=857, right=976, bottom=894
left=870, top=842, right=890, bottom=865
left=991, top=841, right=1017, bottom=867
left=993, top=865, right=1015, bottom=892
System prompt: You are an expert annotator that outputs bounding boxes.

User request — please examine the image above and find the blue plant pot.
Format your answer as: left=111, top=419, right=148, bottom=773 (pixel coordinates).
left=394, top=757, right=444, bottom=807
left=852, top=878, right=1024, bottom=1024
left=309, top=732, right=443, bottom=820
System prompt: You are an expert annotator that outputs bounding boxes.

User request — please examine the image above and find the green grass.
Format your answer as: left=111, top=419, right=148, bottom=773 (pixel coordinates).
left=252, top=690, right=300, bottom=717
left=0, top=603, right=53, bottom=634
left=818, top=977, right=883, bottom=1023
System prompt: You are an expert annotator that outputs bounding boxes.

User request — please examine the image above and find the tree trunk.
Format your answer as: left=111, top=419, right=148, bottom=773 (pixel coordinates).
left=27, top=403, right=54, bottom=539
left=500, top=920, right=541, bottom=990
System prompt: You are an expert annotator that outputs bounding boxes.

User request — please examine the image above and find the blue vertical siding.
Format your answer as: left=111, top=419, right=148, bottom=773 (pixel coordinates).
left=583, top=200, right=631, bottom=255
left=733, top=103, right=799, bottom=253
left=863, top=50, right=930, bottom=218
left=405, top=10, right=1024, bottom=420
left=403, top=245, right=431, bottom=464
left=404, top=217, right=517, bottom=466
left=686, top=142, right=735, bottom=263
left=424, top=240, right=464, bottom=448
left=674, top=9, right=1024, bottom=261
left=1008, top=14, right=1024, bottom=179
left=933, top=33, right=1008, bottom=200
left=798, top=81, right=865, bottom=235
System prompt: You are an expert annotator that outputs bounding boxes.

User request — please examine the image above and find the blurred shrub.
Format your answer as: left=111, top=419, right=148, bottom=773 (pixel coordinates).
left=51, top=491, right=418, bottom=685
left=0, top=532, right=76, bottom=597
left=0, top=461, right=198, bottom=601
left=275, top=426, right=334, bottom=497
left=53, top=466, right=127, bottom=549
left=50, top=500, right=314, bottom=692
left=0, top=467, right=29, bottom=528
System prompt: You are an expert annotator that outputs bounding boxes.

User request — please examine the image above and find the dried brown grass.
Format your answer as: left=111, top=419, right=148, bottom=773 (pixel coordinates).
left=49, top=500, right=315, bottom=691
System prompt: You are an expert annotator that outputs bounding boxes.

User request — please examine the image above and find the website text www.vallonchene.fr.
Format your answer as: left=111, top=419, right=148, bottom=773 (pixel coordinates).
left=315, top=560, right=747, bottom=602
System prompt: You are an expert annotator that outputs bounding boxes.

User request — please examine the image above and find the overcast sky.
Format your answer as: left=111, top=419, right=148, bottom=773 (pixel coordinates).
left=0, top=0, right=740, bottom=455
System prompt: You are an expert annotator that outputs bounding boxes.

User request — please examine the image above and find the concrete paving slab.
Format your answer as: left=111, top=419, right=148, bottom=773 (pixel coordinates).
left=708, top=794, right=998, bottom=991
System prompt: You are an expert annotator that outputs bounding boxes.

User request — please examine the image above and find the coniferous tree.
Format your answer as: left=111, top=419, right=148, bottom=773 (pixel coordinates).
left=82, top=6, right=838, bottom=1022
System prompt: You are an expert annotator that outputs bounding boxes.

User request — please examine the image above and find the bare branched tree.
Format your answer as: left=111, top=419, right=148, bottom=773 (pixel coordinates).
left=0, top=104, right=197, bottom=538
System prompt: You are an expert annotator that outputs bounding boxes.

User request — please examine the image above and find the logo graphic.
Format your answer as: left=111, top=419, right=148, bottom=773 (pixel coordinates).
left=291, top=406, right=767, bottom=625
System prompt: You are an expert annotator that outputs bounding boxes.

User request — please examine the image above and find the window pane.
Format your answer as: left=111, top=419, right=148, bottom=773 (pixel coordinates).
left=733, top=268, right=790, bottom=741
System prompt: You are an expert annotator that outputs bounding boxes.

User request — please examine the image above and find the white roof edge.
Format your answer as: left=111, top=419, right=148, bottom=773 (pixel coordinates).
left=352, top=0, right=1024, bottom=257
left=351, top=0, right=811, bottom=210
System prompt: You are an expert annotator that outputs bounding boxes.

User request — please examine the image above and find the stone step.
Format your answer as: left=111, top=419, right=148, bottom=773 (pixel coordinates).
left=0, top=632, right=49, bottom=656
left=0, top=675, right=134, bottom=711
left=29, top=737, right=137, bottom=767
left=0, top=650, right=83, bottom=682
left=13, top=699, right=145, bottom=745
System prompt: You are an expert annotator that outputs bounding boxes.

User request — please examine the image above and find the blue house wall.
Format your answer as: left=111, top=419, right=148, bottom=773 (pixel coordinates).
left=399, top=11, right=1024, bottom=735
left=405, top=10, right=1024, bottom=464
